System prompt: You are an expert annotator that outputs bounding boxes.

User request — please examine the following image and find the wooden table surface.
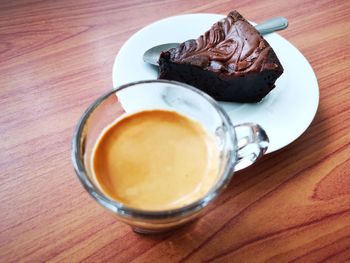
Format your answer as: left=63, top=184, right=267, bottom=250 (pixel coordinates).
left=1, top=0, right=350, bottom=262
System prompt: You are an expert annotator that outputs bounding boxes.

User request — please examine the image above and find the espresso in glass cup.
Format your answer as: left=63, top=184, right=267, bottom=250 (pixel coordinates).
left=71, top=80, right=268, bottom=233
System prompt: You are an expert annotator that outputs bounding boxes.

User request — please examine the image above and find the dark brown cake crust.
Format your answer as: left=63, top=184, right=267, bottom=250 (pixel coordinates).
left=158, top=11, right=284, bottom=103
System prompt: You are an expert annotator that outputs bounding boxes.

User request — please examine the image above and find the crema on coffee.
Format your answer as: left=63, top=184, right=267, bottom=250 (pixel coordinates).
left=92, top=110, right=219, bottom=211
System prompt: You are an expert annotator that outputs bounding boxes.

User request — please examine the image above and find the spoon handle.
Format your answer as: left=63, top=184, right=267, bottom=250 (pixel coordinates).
left=255, top=17, right=288, bottom=35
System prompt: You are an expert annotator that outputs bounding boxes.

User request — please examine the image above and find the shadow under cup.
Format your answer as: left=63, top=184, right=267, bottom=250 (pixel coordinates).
left=71, top=80, right=267, bottom=233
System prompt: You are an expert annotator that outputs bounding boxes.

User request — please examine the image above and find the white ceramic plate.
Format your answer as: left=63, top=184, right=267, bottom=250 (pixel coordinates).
left=112, top=14, right=319, bottom=153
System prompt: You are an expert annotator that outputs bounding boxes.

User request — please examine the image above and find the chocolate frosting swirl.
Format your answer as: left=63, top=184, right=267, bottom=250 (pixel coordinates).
left=167, top=11, right=277, bottom=76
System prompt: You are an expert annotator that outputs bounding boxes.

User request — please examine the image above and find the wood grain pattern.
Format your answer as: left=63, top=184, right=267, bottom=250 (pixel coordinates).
left=1, top=0, right=349, bottom=262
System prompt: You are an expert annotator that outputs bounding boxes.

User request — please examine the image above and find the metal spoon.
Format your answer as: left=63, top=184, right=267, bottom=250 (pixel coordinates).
left=143, top=16, right=288, bottom=66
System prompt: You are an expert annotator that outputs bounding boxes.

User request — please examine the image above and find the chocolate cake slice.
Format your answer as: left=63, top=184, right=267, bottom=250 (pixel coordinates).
left=158, top=11, right=284, bottom=103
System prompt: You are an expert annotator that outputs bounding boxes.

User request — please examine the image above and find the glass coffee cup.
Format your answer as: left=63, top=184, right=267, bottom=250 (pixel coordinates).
left=71, top=80, right=269, bottom=233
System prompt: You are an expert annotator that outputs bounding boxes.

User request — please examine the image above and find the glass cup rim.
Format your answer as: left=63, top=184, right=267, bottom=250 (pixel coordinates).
left=71, top=79, right=237, bottom=220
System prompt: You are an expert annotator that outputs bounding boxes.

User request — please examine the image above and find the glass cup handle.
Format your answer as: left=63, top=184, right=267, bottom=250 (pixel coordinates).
left=234, top=123, right=269, bottom=171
